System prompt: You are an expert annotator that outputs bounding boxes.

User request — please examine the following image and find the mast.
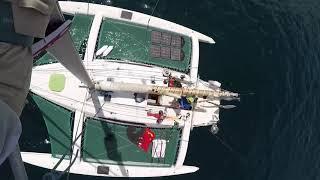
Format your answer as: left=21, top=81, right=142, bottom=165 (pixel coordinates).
left=94, top=81, right=239, bottom=100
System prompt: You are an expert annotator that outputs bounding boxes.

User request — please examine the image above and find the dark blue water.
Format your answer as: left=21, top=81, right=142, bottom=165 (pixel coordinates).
left=4, top=0, right=320, bottom=179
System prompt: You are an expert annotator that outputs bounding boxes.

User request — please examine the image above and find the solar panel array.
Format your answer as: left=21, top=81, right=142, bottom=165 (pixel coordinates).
left=150, top=31, right=184, bottom=61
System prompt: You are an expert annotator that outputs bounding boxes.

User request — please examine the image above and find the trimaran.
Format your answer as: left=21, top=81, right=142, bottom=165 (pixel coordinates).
left=19, top=1, right=239, bottom=178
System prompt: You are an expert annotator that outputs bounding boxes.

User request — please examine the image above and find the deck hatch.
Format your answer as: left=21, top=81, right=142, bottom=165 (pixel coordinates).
left=121, top=11, right=133, bottom=20
left=97, top=166, right=110, bottom=175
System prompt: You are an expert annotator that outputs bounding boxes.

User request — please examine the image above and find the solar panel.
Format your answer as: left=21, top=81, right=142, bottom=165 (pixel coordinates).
left=170, top=48, right=182, bottom=61
left=150, top=31, right=185, bottom=61
left=161, top=33, right=171, bottom=46
left=151, top=31, right=161, bottom=44
left=161, top=46, right=171, bottom=59
left=150, top=45, right=161, bottom=58
left=171, top=35, right=183, bottom=48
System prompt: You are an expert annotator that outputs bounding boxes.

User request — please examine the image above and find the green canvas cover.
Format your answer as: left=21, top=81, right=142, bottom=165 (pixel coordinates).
left=28, top=93, right=74, bottom=158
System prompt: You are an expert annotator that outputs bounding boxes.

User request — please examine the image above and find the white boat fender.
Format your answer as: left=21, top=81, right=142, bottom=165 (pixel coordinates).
left=102, top=46, right=114, bottom=57
left=210, top=124, right=219, bottom=134
left=208, top=80, right=221, bottom=89
left=95, top=45, right=109, bottom=56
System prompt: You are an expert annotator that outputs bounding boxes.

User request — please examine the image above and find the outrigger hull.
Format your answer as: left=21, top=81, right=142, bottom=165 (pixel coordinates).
left=21, top=152, right=199, bottom=177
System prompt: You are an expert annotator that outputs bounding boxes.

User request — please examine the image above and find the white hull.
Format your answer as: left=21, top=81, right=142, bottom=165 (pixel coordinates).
left=21, top=152, right=198, bottom=177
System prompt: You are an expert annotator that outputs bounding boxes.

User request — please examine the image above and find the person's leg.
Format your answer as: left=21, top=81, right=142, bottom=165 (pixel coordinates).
left=0, top=42, right=32, bottom=180
left=0, top=159, right=14, bottom=179
left=0, top=99, right=21, bottom=164
left=0, top=100, right=27, bottom=180
left=8, top=145, right=28, bottom=180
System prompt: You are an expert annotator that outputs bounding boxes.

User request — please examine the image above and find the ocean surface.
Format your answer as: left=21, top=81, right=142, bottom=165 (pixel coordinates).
left=4, top=0, right=320, bottom=179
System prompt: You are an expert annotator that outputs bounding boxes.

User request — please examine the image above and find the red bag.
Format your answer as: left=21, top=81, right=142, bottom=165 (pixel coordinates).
left=138, top=128, right=155, bottom=152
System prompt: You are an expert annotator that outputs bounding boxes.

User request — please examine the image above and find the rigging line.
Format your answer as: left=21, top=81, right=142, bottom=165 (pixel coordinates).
left=213, top=134, right=249, bottom=165
left=46, top=98, right=104, bottom=179
left=58, top=150, right=79, bottom=180
left=49, top=130, right=83, bottom=173
left=46, top=132, right=84, bottom=180
left=39, top=98, right=88, bottom=178
left=66, top=90, right=89, bottom=179
left=145, top=0, right=160, bottom=63
left=147, top=0, right=160, bottom=28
